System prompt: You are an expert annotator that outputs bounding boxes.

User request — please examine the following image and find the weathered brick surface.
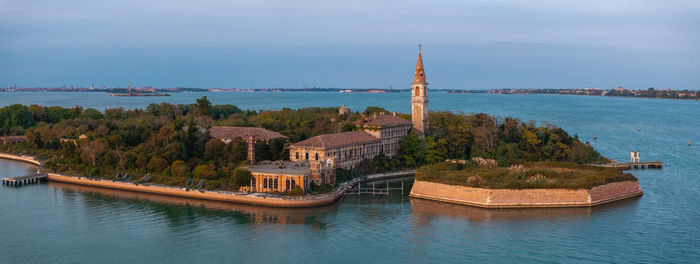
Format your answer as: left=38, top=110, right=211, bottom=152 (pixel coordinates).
left=410, top=180, right=642, bottom=208
left=589, top=181, right=642, bottom=203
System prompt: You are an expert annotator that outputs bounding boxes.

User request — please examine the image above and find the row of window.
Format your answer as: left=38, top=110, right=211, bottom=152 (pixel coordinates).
left=382, top=127, right=410, bottom=138
left=253, top=177, right=297, bottom=191
left=295, top=146, right=383, bottom=161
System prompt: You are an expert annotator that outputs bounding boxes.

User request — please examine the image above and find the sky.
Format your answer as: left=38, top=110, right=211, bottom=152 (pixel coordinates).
left=1, top=0, right=699, bottom=90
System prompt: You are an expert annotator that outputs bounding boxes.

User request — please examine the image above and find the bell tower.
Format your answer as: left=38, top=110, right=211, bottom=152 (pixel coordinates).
left=411, top=45, right=429, bottom=134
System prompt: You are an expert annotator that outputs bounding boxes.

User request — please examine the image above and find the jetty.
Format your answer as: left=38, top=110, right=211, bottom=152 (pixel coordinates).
left=601, top=151, right=663, bottom=170
left=345, top=181, right=406, bottom=196
left=602, top=161, right=663, bottom=170
left=2, top=173, right=47, bottom=187
left=344, top=169, right=416, bottom=196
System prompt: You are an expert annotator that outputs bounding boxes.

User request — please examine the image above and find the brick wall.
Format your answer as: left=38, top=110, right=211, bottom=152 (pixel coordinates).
left=410, top=180, right=642, bottom=208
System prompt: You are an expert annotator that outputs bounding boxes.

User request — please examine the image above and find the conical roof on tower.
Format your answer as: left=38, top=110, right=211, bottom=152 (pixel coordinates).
left=413, top=45, right=426, bottom=83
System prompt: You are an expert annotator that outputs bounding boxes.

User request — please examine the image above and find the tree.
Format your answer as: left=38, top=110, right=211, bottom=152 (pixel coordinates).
left=147, top=157, right=169, bottom=173
left=171, top=160, right=187, bottom=177
left=232, top=168, right=252, bottom=188
left=424, top=136, right=448, bottom=164
left=80, top=140, right=107, bottom=166
left=193, top=164, right=215, bottom=179
left=196, top=96, right=212, bottom=117
left=204, top=138, right=225, bottom=160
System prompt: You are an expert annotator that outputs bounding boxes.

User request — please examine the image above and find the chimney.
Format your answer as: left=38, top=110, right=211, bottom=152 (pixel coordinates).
left=248, top=135, right=255, bottom=165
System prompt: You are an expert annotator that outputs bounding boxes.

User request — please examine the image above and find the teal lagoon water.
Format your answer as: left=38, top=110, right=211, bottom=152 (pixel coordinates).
left=1, top=92, right=699, bottom=263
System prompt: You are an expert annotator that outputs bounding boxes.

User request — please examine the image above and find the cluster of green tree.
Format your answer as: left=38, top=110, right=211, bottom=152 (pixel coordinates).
left=0, top=104, right=101, bottom=135
left=0, top=97, right=369, bottom=193
left=353, top=111, right=606, bottom=176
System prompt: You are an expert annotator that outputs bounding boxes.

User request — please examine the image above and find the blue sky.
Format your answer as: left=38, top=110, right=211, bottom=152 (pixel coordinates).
left=1, top=0, right=698, bottom=89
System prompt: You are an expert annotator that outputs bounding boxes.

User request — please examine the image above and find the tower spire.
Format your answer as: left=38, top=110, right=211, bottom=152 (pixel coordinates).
left=414, top=45, right=426, bottom=83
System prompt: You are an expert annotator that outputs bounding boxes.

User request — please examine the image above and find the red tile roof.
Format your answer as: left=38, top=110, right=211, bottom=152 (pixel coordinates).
left=290, top=131, right=378, bottom=148
left=209, top=126, right=288, bottom=141
left=357, top=114, right=412, bottom=127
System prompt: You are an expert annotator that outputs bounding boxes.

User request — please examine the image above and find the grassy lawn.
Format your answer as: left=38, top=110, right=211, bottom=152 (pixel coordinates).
left=416, top=161, right=637, bottom=189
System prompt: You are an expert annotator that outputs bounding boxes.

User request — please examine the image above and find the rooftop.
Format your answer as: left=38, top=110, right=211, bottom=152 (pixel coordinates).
left=357, top=114, right=412, bottom=127
left=209, top=126, right=288, bottom=141
left=290, top=131, right=379, bottom=148
left=247, top=161, right=311, bottom=175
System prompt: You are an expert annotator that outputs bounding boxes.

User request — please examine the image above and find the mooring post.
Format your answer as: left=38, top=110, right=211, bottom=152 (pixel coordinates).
left=401, top=181, right=404, bottom=196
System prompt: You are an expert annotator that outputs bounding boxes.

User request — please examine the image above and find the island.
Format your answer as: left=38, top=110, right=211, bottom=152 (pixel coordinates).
left=0, top=49, right=643, bottom=208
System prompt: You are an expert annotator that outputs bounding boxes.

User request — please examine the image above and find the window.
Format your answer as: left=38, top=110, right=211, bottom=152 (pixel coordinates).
left=291, top=179, right=296, bottom=188
left=252, top=178, right=256, bottom=188
left=315, top=153, right=319, bottom=160
left=415, top=87, right=419, bottom=96
left=305, top=152, right=309, bottom=160
left=286, top=179, right=290, bottom=190
left=274, top=179, right=278, bottom=189
left=295, top=152, right=299, bottom=160
left=263, top=178, right=268, bottom=188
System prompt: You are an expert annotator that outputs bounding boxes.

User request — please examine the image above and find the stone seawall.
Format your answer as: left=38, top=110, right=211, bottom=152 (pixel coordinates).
left=0, top=152, right=344, bottom=208
left=47, top=174, right=345, bottom=208
left=410, top=180, right=642, bottom=208
left=0, top=153, right=41, bottom=166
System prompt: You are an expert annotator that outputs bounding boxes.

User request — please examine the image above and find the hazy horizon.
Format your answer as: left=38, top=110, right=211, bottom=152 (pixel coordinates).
left=2, top=0, right=699, bottom=90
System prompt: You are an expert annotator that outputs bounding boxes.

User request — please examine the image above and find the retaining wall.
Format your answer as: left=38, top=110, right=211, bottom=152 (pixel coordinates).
left=410, top=180, right=642, bottom=208
left=0, top=153, right=41, bottom=166
left=46, top=174, right=344, bottom=208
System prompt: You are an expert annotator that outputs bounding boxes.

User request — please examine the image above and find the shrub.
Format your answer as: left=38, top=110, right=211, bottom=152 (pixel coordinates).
left=285, top=185, right=305, bottom=196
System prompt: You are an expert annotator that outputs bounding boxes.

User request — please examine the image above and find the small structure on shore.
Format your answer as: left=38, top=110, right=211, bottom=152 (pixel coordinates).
left=1, top=136, right=27, bottom=145
left=630, top=151, right=640, bottom=163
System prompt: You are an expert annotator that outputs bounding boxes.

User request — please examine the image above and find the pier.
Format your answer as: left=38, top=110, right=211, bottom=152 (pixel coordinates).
left=344, top=169, right=415, bottom=196
left=604, top=161, right=664, bottom=170
left=345, top=181, right=405, bottom=196
left=600, top=151, right=664, bottom=170
left=2, top=173, right=47, bottom=187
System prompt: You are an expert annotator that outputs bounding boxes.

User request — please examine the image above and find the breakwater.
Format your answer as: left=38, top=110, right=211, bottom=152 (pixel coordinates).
left=410, top=180, right=643, bottom=208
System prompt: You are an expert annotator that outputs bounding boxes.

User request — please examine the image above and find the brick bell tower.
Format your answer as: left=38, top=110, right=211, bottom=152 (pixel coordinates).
left=411, top=44, right=429, bottom=134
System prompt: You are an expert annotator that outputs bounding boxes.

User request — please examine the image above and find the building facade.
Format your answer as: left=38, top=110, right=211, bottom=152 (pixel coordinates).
left=246, top=160, right=335, bottom=193
left=289, top=114, right=412, bottom=169
left=356, top=113, right=413, bottom=158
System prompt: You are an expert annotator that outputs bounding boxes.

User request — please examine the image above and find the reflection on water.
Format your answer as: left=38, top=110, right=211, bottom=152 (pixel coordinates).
left=410, top=196, right=641, bottom=224
left=49, top=182, right=340, bottom=228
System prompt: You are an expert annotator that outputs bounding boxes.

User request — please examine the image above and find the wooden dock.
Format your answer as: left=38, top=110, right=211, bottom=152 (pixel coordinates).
left=2, top=173, right=47, bottom=187
left=345, top=181, right=405, bottom=196
left=602, top=161, right=663, bottom=170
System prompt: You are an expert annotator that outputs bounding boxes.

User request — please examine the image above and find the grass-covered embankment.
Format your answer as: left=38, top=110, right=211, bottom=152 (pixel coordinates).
left=416, top=160, right=636, bottom=190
